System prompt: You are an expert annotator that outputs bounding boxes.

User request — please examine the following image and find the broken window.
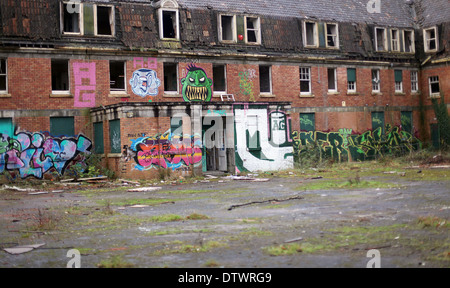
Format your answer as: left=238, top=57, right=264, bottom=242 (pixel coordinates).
left=160, top=10, right=179, bottom=39
left=110, top=61, right=126, bottom=93
left=0, top=59, right=7, bottom=93
left=391, top=29, right=400, bottom=51
left=304, top=22, right=317, bottom=47
left=62, top=2, right=82, bottom=34
left=213, top=64, right=227, bottom=93
left=164, top=63, right=178, bottom=93
left=372, top=69, right=380, bottom=92
left=347, top=68, right=356, bottom=93
left=245, top=17, right=261, bottom=44
left=403, top=30, right=415, bottom=53
left=424, top=27, right=438, bottom=52
left=300, top=67, right=311, bottom=95
left=96, top=5, right=114, bottom=36
left=375, top=27, right=387, bottom=51
left=219, top=15, right=235, bottom=42
left=259, top=65, right=272, bottom=94
left=327, top=68, right=337, bottom=92
left=411, top=71, right=418, bottom=93
left=395, top=70, right=403, bottom=93
left=51, top=59, right=70, bottom=93
left=429, top=76, right=440, bottom=97
left=326, top=24, right=339, bottom=48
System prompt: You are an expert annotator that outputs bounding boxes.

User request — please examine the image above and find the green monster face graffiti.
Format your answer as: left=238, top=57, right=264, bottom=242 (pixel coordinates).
left=181, top=64, right=213, bottom=102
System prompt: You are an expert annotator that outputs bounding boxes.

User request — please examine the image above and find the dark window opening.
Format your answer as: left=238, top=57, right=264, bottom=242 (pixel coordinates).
left=213, top=65, right=226, bottom=92
left=305, top=22, right=316, bottom=46
left=97, top=6, right=113, bottom=36
left=110, top=61, right=125, bottom=91
left=246, top=17, right=259, bottom=43
left=162, top=10, right=177, bottom=39
left=63, top=3, right=80, bottom=33
left=0, top=59, right=6, bottom=91
left=164, top=63, right=178, bottom=92
left=51, top=60, right=69, bottom=91
left=259, top=66, right=271, bottom=93
left=221, top=15, right=234, bottom=41
left=328, top=68, right=336, bottom=91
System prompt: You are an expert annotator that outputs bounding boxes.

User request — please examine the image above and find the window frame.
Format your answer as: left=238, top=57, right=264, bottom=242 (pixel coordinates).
left=163, top=62, right=179, bottom=94
left=403, top=29, right=415, bottom=53
left=347, top=68, right=357, bottom=93
left=394, top=70, right=403, bottom=93
left=60, top=1, right=84, bottom=35
left=372, top=69, right=380, bottom=93
left=299, top=67, right=312, bottom=95
left=327, top=68, right=337, bottom=93
left=213, top=64, right=227, bottom=95
left=391, top=29, right=400, bottom=52
left=109, top=60, right=127, bottom=94
left=94, top=4, right=115, bottom=37
left=259, top=65, right=272, bottom=95
left=0, top=58, right=8, bottom=94
left=325, top=23, right=339, bottom=49
left=158, top=8, right=180, bottom=40
left=429, top=76, right=440, bottom=97
left=303, top=21, right=318, bottom=48
left=51, top=59, right=71, bottom=95
left=424, top=26, right=438, bottom=53
left=218, top=14, right=237, bottom=43
left=244, top=16, right=261, bottom=45
left=410, top=71, right=418, bottom=93
left=375, top=27, right=387, bottom=52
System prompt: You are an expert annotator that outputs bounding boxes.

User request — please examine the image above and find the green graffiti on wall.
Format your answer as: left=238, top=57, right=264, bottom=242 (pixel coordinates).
left=292, top=124, right=422, bottom=163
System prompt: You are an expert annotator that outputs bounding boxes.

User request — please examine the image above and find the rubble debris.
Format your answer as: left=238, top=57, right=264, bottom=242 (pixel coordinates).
left=119, top=179, right=141, bottom=185
left=128, top=187, right=162, bottom=192
left=222, top=176, right=269, bottom=182
left=228, top=195, right=303, bottom=211
left=284, top=237, right=303, bottom=243
left=4, top=243, right=45, bottom=255
left=3, top=185, right=37, bottom=192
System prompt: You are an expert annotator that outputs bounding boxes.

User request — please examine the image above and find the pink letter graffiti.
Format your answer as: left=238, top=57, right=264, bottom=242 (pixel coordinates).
left=73, top=63, right=96, bottom=108
left=133, top=57, right=157, bottom=70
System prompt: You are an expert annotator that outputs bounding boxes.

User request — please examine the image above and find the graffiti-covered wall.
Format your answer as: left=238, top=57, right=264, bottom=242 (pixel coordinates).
left=234, top=105, right=294, bottom=172
left=292, top=124, right=422, bottom=163
left=0, top=131, right=92, bottom=179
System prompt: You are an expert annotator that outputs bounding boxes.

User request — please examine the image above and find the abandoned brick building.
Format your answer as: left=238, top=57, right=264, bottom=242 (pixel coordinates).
left=0, top=0, right=448, bottom=180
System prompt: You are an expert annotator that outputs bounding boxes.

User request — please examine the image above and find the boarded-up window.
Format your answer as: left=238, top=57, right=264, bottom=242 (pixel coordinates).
left=93, top=122, right=104, bottom=154
left=0, top=118, right=13, bottom=137
left=50, top=117, right=74, bottom=137
left=300, top=113, right=315, bottom=132
left=109, top=119, right=121, bottom=154
left=371, top=112, right=385, bottom=133
left=401, top=111, right=413, bottom=134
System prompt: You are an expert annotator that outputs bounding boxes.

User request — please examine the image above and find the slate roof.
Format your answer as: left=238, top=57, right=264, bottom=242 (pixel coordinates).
left=177, top=0, right=416, bottom=27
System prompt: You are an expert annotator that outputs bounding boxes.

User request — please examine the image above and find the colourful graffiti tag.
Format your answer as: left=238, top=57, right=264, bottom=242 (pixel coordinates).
left=130, top=69, right=161, bottom=100
left=238, top=71, right=256, bottom=102
left=126, top=130, right=202, bottom=171
left=292, top=124, right=421, bottom=163
left=181, top=64, right=213, bottom=102
left=0, top=131, right=92, bottom=179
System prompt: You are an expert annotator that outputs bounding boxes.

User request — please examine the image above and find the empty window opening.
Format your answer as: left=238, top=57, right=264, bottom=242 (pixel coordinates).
left=300, top=67, right=311, bottom=94
left=404, top=30, right=414, bottom=53
left=0, top=59, right=6, bottom=92
left=424, top=28, right=437, bottom=52
left=429, top=76, right=440, bottom=96
left=259, top=66, right=272, bottom=94
left=246, top=17, right=260, bottom=44
left=326, top=24, right=338, bottom=48
left=375, top=28, right=387, bottom=51
left=52, top=60, right=69, bottom=92
left=327, top=68, right=337, bottom=92
left=110, top=61, right=126, bottom=92
left=164, top=63, right=178, bottom=92
left=220, top=15, right=234, bottom=42
left=305, top=22, right=317, bottom=46
left=97, top=6, right=113, bottom=36
left=162, top=10, right=177, bottom=39
left=63, top=3, right=81, bottom=33
left=213, top=65, right=226, bottom=93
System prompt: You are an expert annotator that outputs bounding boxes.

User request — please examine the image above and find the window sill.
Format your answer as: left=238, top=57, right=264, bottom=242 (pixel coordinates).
left=109, top=93, right=130, bottom=98
left=163, top=93, right=182, bottom=98
left=50, top=93, right=73, bottom=98
left=429, top=95, right=441, bottom=99
left=299, top=94, right=314, bottom=98
left=327, top=91, right=340, bottom=95
left=372, top=92, right=383, bottom=96
left=107, top=153, right=122, bottom=158
left=213, top=92, right=227, bottom=98
left=260, top=93, right=276, bottom=98
left=0, top=93, right=11, bottom=98
left=395, top=92, right=406, bottom=96
left=347, top=92, right=359, bottom=96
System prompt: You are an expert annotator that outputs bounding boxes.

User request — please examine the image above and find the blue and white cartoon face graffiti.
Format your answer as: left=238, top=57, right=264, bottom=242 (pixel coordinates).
left=130, top=69, right=161, bottom=98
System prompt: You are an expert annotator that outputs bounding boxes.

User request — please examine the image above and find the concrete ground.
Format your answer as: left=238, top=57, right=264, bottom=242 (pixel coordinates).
left=0, top=163, right=449, bottom=268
